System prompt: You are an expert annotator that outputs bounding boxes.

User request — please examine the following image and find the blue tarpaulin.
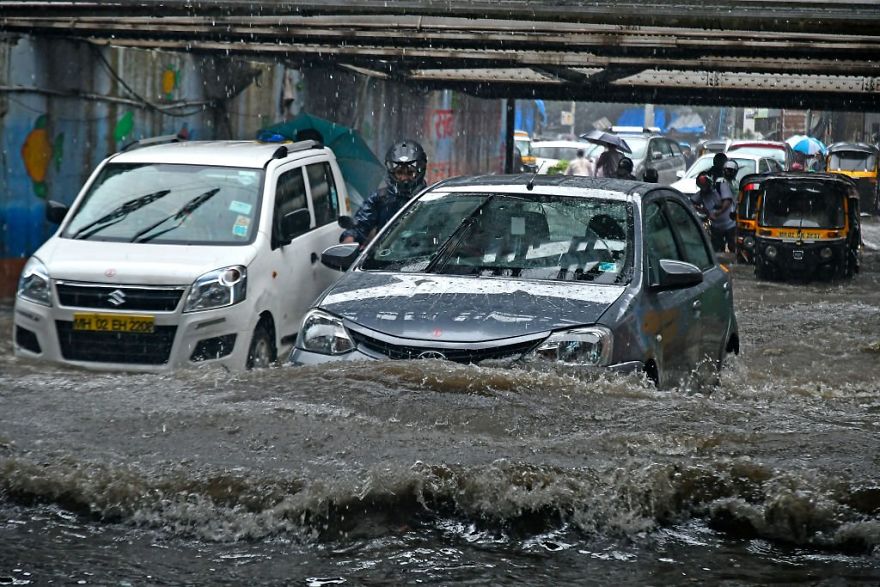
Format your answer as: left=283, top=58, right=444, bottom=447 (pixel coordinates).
left=515, top=100, right=548, bottom=136
left=616, top=108, right=667, bottom=131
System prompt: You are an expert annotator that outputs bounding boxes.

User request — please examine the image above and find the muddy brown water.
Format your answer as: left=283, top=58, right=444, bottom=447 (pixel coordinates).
left=2, top=222, right=880, bottom=585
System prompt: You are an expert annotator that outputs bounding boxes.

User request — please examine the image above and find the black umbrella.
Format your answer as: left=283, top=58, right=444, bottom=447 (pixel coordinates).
left=580, top=129, right=632, bottom=154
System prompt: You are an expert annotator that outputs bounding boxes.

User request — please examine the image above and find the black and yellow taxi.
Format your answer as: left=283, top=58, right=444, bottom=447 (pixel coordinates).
left=753, top=172, right=861, bottom=281
left=825, top=142, right=879, bottom=215
left=734, top=173, right=765, bottom=264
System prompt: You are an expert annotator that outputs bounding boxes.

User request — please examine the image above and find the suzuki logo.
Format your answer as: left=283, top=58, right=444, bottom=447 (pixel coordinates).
left=107, top=289, right=126, bottom=306
left=417, top=350, right=447, bottom=360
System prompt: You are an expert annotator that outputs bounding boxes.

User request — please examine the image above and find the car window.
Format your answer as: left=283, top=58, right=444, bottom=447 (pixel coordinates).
left=361, top=192, right=634, bottom=284
left=829, top=151, right=877, bottom=171
left=61, top=162, right=263, bottom=245
left=663, top=200, right=714, bottom=270
left=759, top=180, right=847, bottom=229
left=643, top=201, right=680, bottom=285
left=655, top=140, right=673, bottom=158
left=759, top=159, right=770, bottom=173
left=273, top=166, right=309, bottom=246
left=306, top=162, right=339, bottom=227
left=668, top=141, right=682, bottom=156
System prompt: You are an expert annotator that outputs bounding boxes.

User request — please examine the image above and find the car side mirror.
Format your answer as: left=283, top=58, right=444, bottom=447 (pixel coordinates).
left=281, top=207, right=312, bottom=242
left=321, top=243, right=361, bottom=271
left=651, top=259, right=703, bottom=290
left=675, top=170, right=685, bottom=179
left=652, top=151, right=664, bottom=161
left=46, top=200, right=69, bottom=224
left=337, top=215, right=355, bottom=230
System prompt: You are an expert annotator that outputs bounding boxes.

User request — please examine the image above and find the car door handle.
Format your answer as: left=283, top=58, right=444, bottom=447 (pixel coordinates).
left=692, top=300, right=702, bottom=310
left=310, top=252, right=319, bottom=264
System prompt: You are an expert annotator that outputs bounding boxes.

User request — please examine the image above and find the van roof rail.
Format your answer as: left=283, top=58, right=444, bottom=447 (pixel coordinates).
left=265, top=139, right=323, bottom=166
left=120, top=133, right=187, bottom=152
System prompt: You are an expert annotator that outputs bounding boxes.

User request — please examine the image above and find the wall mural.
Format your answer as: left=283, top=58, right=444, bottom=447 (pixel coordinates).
left=161, top=66, right=179, bottom=100
left=21, top=114, right=63, bottom=198
left=114, top=111, right=134, bottom=143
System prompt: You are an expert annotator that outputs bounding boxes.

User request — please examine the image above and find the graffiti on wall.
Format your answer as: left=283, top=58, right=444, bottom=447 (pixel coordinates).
left=161, top=66, right=180, bottom=100
left=427, top=108, right=455, bottom=182
left=21, top=114, right=63, bottom=198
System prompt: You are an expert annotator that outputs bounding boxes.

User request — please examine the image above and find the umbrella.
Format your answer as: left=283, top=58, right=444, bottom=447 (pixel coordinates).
left=259, top=112, right=385, bottom=204
left=579, top=129, right=632, bottom=154
left=786, top=135, right=827, bottom=155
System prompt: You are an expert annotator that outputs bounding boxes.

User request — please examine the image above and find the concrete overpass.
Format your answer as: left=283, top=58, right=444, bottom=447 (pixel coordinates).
left=1, top=0, right=880, bottom=111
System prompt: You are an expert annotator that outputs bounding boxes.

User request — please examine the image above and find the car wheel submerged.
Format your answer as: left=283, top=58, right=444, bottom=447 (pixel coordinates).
left=246, top=321, right=276, bottom=369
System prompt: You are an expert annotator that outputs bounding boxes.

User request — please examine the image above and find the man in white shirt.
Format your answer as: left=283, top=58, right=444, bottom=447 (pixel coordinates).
left=564, top=149, right=594, bottom=176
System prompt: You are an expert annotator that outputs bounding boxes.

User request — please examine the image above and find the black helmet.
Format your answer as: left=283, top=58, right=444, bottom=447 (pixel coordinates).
left=722, top=159, right=739, bottom=180
left=385, top=140, right=427, bottom=195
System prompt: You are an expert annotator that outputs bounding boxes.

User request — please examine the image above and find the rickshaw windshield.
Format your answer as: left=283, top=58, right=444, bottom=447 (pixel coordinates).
left=829, top=151, right=877, bottom=172
left=759, top=181, right=847, bottom=229
left=737, top=190, right=760, bottom=219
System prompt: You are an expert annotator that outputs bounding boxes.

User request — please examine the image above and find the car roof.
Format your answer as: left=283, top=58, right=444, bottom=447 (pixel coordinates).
left=531, top=140, right=593, bottom=148
left=109, top=140, right=328, bottom=168
left=727, top=140, right=790, bottom=151
left=430, top=174, right=666, bottom=201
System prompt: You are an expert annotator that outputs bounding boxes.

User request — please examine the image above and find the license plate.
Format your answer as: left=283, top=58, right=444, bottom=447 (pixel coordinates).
left=72, top=313, right=155, bottom=333
left=793, top=250, right=804, bottom=260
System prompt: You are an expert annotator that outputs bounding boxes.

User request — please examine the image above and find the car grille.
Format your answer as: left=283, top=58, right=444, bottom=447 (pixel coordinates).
left=349, top=330, right=539, bottom=363
left=56, top=282, right=186, bottom=312
left=56, top=321, right=177, bottom=364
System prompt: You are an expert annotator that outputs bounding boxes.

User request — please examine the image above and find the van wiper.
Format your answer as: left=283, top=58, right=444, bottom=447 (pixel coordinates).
left=70, top=189, right=171, bottom=240
left=131, top=188, right=221, bottom=243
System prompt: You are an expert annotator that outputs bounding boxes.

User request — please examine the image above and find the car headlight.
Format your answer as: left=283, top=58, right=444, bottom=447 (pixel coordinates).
left=297, top=309, right=355, bottom=355
left=531, top=326, right=613, bottom=366
left=820, top=247, right=833, bottom=260
left=183, top=266, right=247, bottom=313
left=765, top=245, right=778, bottom=260
left=743, top=236, right=755, bottom=249
left=16, top=257, right=52, bottom=307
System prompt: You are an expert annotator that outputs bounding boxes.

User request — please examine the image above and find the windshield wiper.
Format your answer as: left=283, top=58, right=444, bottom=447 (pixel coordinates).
left=131, top=188, right=221, bottom=243
left=423, top=195, right=496, bottom=274
left=70, top=189, right=171, bottom=240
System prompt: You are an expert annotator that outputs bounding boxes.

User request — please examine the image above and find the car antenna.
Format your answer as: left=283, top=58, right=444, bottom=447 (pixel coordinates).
left=526, top=162, right=544, bottom=191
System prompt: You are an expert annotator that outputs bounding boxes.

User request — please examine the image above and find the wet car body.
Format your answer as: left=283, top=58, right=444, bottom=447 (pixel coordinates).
left=753, top=172, right=861, bottom=281
left=290, top=175, right=739, bottom=388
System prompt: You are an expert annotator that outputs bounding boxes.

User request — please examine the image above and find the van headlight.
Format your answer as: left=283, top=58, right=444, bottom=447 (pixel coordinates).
left=298, top=309, right=355, bottom=355
left=530, top=326, right=613, bottom=366
left=16, top=257, right=52, bottom=307
left=183, top=266, right=247, bottom=312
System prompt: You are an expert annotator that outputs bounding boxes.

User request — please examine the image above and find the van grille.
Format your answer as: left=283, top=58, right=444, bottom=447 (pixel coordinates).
left=56, top=321, right=177, bottom=364
left=349, top=330, right=538, bottom=363
left=56, top=282, right=186, bottom=312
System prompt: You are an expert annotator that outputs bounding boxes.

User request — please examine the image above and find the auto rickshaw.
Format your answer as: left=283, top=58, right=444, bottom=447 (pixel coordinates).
left=734, top=173, right=764, bottom=264
left=752, top=172, right=861, bottom=281
left=825, top=142, right=879, bottom=214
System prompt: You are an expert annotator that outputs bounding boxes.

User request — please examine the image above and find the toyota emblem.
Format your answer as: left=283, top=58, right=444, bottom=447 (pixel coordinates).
left=417, top=350, right=447, bottom=360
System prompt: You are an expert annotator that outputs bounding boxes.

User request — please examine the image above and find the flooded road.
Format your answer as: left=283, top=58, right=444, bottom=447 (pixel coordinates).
left=2, top=222, right=880, bottom=584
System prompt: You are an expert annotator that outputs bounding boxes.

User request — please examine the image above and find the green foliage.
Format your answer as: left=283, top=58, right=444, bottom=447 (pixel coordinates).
left=547, top=160, right=569, bottom=175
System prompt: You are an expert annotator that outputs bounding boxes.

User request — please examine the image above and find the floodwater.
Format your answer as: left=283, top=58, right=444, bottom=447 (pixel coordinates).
left=2, top=222, right=880, bottom=585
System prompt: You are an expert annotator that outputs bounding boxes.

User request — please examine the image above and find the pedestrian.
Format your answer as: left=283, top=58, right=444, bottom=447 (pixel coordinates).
left=709, top=152, right=728, bottom=183
left=564, top=148, right=594, bottom=176
left=681, top=144, right=696, bottom=169
left=341, top=139, right=428, bottom=246
left=615, top=157, right=636, bottom=180
left=691, top=172, right=736, bottom=254
left=594, top=145, right=624, bottom=178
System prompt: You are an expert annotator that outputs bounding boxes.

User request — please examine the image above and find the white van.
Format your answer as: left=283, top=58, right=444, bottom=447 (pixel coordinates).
left=13, top=137, right=352, bottom=371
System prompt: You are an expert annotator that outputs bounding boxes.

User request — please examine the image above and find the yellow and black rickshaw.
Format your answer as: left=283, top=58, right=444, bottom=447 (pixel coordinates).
left=825, top=142, right=879, bottom=215
left=753, top=172, right=861, bottom=281
left=734, top=173, right=764, bottom=264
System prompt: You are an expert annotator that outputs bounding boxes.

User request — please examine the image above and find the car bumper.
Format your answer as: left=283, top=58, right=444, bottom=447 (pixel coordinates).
left=289, top=346, right=645, bottom=374
left=12, top=295, right=256, bottom=372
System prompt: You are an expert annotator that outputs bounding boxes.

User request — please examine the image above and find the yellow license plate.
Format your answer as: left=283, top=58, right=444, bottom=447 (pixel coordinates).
left=72, top=313, right=155, bottom=333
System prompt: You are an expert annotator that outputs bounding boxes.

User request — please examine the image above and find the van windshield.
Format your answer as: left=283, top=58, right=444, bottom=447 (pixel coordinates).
left=759, top=180, right=846, bottom=229
left=62, top=163, right=264, bottom=245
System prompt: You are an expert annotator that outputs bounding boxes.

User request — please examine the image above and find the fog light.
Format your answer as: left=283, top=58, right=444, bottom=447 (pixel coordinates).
left=765, top=245, right=777, bottom=260
left=820, top=247, right=833, bottom=260
left=744, top=236, right=755, bottom=249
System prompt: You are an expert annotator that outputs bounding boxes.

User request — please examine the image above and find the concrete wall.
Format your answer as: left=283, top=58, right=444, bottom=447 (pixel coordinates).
left=0, top=34, right=507, bottom=299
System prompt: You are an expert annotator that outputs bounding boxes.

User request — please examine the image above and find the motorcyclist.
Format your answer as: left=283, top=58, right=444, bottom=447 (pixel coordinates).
left=341, top=139, right=428, bottom=246
left=615, top=157, right=636, bottom=180
left=722, top=159, right=739, bottom=191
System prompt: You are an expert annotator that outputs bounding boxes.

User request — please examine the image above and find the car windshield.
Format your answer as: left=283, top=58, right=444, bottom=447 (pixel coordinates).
left=728, top=146, right=786, bottom=166
left=360, top=192, right=634, bottom=284
left=62, top=163, right=264, bottom=244
left=829, top=151, right=877, bottom=171
left=514, top=139, right=532, bottom=156
left=532, top=146, right=580, bottom=160
left=620, top=137, right=648, bottom=159
left=759, top=180, right=846, bottom=229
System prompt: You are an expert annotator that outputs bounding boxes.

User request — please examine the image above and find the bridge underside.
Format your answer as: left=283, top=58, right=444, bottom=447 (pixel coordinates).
left=2, top=0, right=880, bottom=110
